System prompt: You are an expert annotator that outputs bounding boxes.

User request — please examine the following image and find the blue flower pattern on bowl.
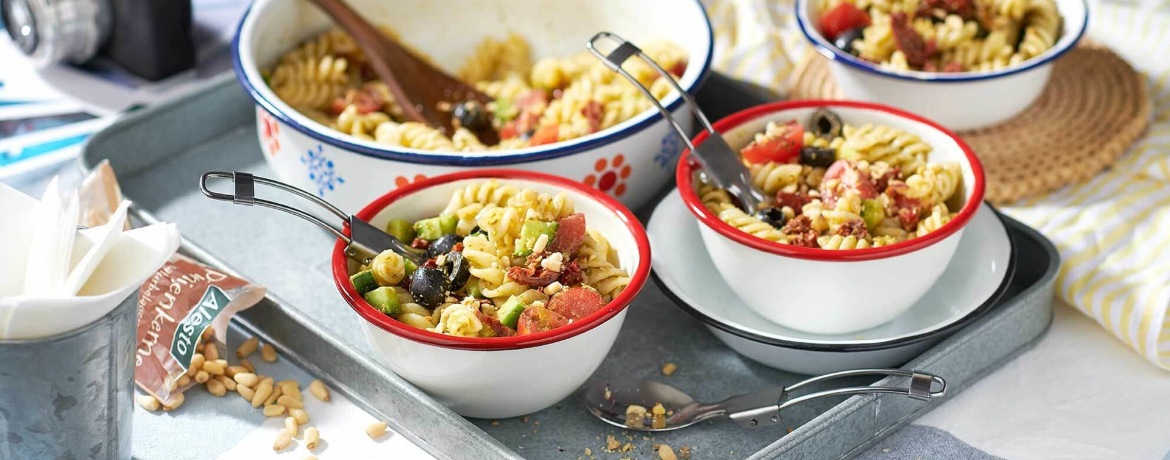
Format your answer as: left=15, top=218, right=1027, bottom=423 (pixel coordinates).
left=655, top=131, right=683, bottom=170
left=302, top=144, right=345, bottom=197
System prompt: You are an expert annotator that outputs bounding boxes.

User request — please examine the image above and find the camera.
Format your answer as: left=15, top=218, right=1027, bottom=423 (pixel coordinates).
left=1, top=0, right=196, bottom=81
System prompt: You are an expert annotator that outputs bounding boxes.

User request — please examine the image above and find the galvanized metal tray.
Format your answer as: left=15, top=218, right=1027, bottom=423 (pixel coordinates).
left=81, top=72, right=1058, bottom=460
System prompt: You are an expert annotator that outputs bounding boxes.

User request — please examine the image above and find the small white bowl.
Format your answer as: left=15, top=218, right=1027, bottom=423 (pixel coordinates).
left=331, top=170, right=650, bottom=419
left=795, top=0, right=1088, bottom=130
left=676, top=100, right=985, bottom=335
left=234, top=0, right=714, bottom=213
left=649, top=190, right=1014, bottom=374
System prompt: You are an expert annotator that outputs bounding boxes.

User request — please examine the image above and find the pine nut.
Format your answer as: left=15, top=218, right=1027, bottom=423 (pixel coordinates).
left=194, top=370, right=210, bottom=384
left=277, top=395, right=303, bottom=409
left=238, top=385, right=255, bottom=401
left=236, top=337, right=259, bottom=359
left=233, top=373, right=259, bottom=387
left=201, top=326, right=214, bottom=341
left=215, top=375, right=237, bottom=391
left=263, top=404, right=286, bottom=417
left=289, top=408, right=309, bottom=425
left=225, top=366, right=248, bottom=378
left=304, top=427, right=320, bottom=449
left=282, top=385, right=303, bottom=401
left=162, top=393, right=185, bottom=411
left=366, top=421, right=388, bottom=438
left=284, top=417, right=298, bottom=438
left=303, top=456, right=318, bottom=460
left=165, top=376, right=178, bottom=392
left=203, top=343, right=219, bottom=361
left=260, top=344, right=278, bottom=363
left=201, top=360, right=225, bottom=376
left=187, top=353, right=205, bottom=377
left=213, top=359, right=228, bottom=368
left=264, top=385, right=283, bottom=406
left=259, top=377, right=274, bottom=387
left=136, top=394, right=160, bottom=411
left=240, top=359, right=255, bottom=373
left=277, top=379, right=299, bottom=388
left=273, top=429, right=291, bottom=451
left=178, top=374, right=191, bottom=387
left=251, top=382, right=273, bottom=407
left=206, top=378, right=227, bottom=397
left=309, top=380, right=330, bottom=402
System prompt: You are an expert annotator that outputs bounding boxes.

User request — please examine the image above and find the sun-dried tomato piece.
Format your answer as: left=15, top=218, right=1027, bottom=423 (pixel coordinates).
left=775, top=191, right=815, bottom=211
left=507, top=265, right=560, bottom=287
left=791, top=230, right=821, bottom=248
left=942, top=61, right=964, bottom=73
left=580, top=101, right=604, bottom=134
left=884, top=181, right=923, bottom=231
left=890, top=12, right=937, bottom=67
left=782, top=215, right=813, bottom=234
left=874, top=166, right=900, bottom=193
left=411, top=238, right=430, bottom=249
left=475, top=310, right=516, bottom=337
left=822, top=160, right=878, bottom=207
left=452, top=242, right=464, bottom=253
left=835, top=220, right=870, bottom=239
left=558, top=260, right=585, bottom=287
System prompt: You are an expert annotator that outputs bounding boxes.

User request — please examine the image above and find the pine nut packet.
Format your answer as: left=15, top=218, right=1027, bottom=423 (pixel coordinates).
left=134, top=254, right=266, bottom=405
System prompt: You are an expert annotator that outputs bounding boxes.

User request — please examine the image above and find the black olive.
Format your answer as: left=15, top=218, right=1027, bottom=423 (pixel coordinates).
left=810, top=108, right=843, bottom=139
left=833, top=27, right=865, bottom=55
left=452, top=101, right=489, bottom=131
left=441, top=252, right=471, bottom=290
left=427, top=233, right=461, bottom=259
left=753, top=207, right=788, bottom=228
left=800, top=146, right=837, bottom=168
left=409, top=267, right=450, bottom=308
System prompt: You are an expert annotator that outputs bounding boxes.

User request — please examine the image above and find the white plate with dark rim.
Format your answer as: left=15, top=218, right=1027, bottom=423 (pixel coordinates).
left=648, top=190, right=1016, bottom=374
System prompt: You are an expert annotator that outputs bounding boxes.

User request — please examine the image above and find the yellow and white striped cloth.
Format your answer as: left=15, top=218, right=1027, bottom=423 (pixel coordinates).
left=703, top=0, right=1170, bottom=369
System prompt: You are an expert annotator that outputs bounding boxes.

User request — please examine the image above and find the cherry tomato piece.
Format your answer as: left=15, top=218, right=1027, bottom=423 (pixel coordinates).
left=819, top=2, right=872, bottom=42
left=741, top=120, right=804, bottom=164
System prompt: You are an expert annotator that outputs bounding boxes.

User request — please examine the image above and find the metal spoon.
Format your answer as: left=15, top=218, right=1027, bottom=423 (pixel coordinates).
left=584, top=368, right=946, bottom=431
left=198, top=171, right=426, bottom=265
left=587, top=32, right=771, bottom=214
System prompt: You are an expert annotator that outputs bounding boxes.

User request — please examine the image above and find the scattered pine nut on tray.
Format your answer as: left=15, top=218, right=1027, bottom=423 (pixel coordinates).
left=233, top=372, right=258, bottom=387
left=366, top=421, right=388, bottom=438
left=305, top=427, right=320, bottom=450
left=284, top=417, right=299, bottom=438
left=260, top=344, right=277, bottom=363
left=136, top=394, right=160, bottom=411
left=251, top=382, right=273, bottom=407
left=309, top=380, right=330, bottom=402
left=161, top=393, right=184, bottom=411
left=263, top=405, right=287, bottom=417
left=206, top=378, right=227, bottom=397
left=273, top=429, right=291, bottom=451
left=290, top=408, right=310, bottom=424
left=277, top=395, right=303, bottom=409
left=236, top=336, right=259, bottom=359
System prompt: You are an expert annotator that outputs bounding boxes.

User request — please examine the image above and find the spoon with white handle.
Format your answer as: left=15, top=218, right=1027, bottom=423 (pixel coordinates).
left=583, top=368, right=945, bottom=431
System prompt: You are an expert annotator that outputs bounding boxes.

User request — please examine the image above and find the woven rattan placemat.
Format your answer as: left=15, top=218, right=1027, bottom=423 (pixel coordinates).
left=786, top=42, right=1150, bottom=204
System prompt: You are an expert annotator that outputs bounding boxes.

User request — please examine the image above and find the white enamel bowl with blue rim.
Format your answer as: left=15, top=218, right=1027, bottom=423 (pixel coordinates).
left=795, top=0, right=1088, bottom=131
left=234, top=0, right=713, bottom=214
left=649, top=190, right=1015, bottom=375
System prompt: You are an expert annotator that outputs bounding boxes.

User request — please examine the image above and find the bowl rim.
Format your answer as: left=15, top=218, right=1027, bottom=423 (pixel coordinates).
left=232, top=0, right=714, bottom=166
left=651, top=205, right=1017, bottom=351
left=676, top=99, right=986, bottom=262
left=330, top=169, right=651, bottom=351
left=794, top=0, right=1089, bottom=83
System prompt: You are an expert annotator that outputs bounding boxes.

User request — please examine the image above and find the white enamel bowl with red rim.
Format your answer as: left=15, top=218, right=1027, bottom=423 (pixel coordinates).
left=331, top=170, right=650, bottom=418
left=795, top=0, right=1088, bottom=130
left=676, top=100, right=985, bottom=335
left=234, top=0, right=714, bottom=214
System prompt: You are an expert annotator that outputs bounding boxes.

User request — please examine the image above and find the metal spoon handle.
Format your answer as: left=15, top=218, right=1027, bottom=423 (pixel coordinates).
left=586, top=32, right=767, bottom=213
left=723, top=369, right=946, bottom=428
left=199, top=171, right=424, bottom=264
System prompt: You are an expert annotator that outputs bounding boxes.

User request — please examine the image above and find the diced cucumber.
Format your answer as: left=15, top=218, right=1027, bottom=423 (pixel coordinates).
left=363, top=286, right=403, bottom=316
left=413, top=215, right=458, bottom=240
left=497, top=295, right=527, bottom=329
left=512, top=220, right=558, bottom=257
left=350, top=270, right=378, bottom=295
left=861, top=199, right=885, bottom=231
left=466, top=277, right=484, bottom=299
left=385, top=219, right=416, bottom=243
left=404, top=258, right=418, bottom=277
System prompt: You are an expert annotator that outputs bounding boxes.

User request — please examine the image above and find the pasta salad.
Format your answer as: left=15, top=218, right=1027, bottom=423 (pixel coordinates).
left=817, top=0, right=1061, bottom=72
left=700, top=108, right=964, bottom=250
left=349, top=180, right=631, bottom=337
left=265, top=29, right=687, bottom=151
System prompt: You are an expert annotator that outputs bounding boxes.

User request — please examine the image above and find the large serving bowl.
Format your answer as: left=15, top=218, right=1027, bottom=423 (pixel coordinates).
left=795, top=0, right=1088, bottom=131
left=331, top=170, right=650, bottom=418
left=677, top=100, right=985, bottom=335
left=234, top=0, right=713, bottom=213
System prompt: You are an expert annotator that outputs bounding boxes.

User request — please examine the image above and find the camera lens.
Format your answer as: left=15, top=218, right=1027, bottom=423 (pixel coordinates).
left=1, top=0, right=39, bottom=55
left=0, top=0, right=110, bottom=66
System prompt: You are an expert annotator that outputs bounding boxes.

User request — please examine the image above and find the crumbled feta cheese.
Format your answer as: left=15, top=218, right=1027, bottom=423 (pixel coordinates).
left=541, top=252, right=563, bottom=272
left=533, top=233, right=549, bottom=254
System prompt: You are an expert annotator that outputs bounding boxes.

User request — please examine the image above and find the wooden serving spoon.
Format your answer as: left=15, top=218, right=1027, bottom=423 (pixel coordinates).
left=307, top=0, right=497, bottom=144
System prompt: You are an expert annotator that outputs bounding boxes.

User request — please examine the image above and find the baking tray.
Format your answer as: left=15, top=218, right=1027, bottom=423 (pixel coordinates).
left=81, top=72, right=1059, bottom=460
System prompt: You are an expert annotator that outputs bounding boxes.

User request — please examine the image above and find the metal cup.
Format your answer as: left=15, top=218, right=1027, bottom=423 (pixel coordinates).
left=0, top=289, right=137, bottom=460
